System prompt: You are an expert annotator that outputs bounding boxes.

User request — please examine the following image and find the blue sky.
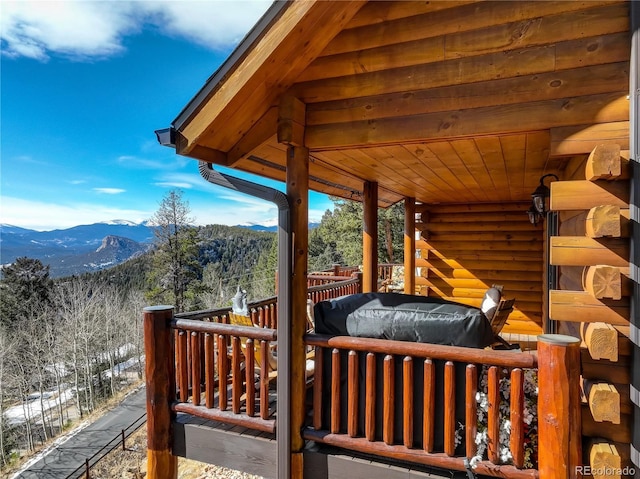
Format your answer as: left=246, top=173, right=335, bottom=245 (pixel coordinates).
left=1, top=1, right=334, bottom=231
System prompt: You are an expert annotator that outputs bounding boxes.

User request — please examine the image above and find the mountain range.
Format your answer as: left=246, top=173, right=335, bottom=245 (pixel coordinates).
left=0, top=220, right=318, bottom=278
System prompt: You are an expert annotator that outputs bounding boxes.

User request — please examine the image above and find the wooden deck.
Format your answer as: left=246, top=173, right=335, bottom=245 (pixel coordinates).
left=173, top=414, right=475, bottom=479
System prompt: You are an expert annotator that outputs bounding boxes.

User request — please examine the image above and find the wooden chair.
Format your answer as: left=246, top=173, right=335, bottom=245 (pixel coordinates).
left=228, top=313, right=278, bottom=375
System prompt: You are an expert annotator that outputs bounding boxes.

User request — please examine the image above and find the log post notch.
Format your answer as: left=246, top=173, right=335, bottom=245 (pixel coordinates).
left=144, top=305, right=178, bottom=479
left=537, top=334, right=581, bottom=479
left=585, top=144, right=631, bottom=181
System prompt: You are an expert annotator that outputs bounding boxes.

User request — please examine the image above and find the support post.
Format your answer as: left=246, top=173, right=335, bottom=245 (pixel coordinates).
left=363, top=181, right=378, bottom=293
left=404, top=197, right=416, bottom=295
left=144, top=305, right=178, bottom=479
left=537, top=334, right=581, bottom=479
left=287, top=145, right=309, bottom=478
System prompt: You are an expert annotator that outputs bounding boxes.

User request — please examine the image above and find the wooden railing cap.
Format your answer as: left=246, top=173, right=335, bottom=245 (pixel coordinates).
left=537, top=333, right=581, bottom=346
left=144, top=305, right=175, bottom=312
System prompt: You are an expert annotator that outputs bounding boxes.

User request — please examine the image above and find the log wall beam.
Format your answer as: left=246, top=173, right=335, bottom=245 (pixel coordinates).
left=278, top=96, right=306, bottom=146
left=550, top=236, right=629, bottom=267
left=549, top=290, right=630, bottom=326
left=586, top=144, right=631, bottom=180
left=550, top=180, right=629, bottom=211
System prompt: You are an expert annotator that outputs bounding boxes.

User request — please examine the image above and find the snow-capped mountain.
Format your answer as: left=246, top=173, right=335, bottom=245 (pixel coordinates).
left=0, top=221, right=154, bottom=277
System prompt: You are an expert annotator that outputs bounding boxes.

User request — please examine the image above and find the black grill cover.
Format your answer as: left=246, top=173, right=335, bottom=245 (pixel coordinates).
left=312, top=292, right=495, bottom=453
left=314, top=292, right=495, bottom=348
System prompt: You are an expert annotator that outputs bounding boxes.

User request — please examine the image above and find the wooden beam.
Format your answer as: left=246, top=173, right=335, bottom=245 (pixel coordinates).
left=581, top=322, right=619, bottom=361
left=404, top=197, right=416, bottom=295
left=362, top=181, right=378, bottom=293
left=587, top=441, right=624, bottom=479
left=549, top=290, right=630, bottom=326
left=227, top=107, right=278, bottom=165
left=305, top=92, right=628, bottom=149
left=278, top=96, right=306, bottom=146
left=549, top=236, right=629, bottom=267
left=585, top=144, right=631, bottom=180
left=179, top=1, right=365, bottom=153
left=584, top=265, right=622, bottom=300
left=582, top=409, right=631, bottom=443
left=583, top=380, right=621, bottom=424
left=550, top=180, right=629, bottom=211
left=287, top=146, right=309, bottom=456
left=559, top=206, right=628, bottom=238
left=550, top=121, right=629, bottom=157
left=307, top=62, right=629, bottom=127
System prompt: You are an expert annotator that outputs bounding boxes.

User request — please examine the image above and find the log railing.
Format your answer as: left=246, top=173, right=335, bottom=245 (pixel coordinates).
left=170, top=317, right=278, bottom=433
left=147, top=276, right=363, bottom=436
left=302, top=333, right=582, bottom=479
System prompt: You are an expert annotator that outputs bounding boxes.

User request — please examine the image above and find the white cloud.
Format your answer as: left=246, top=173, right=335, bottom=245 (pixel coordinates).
left=0, top=196, right=151, bottom=231
left=93, top=187, right=126, bottom=194
left=1, top=1, right=272, bottom=61
left=154, top=181, right=193, bottom=189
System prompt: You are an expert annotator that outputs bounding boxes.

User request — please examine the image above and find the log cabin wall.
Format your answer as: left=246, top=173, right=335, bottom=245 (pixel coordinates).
left=550, top=145, right=634, bottom=472
left=415, top=202, right=544, bottom=337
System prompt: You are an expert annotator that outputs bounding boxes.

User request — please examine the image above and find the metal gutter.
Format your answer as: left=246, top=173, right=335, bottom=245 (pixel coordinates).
left=629, top=1, right=640, bottom=470
left=172, top=1, right=290, bottom=131
left=198, top=161, right=292, bottom=479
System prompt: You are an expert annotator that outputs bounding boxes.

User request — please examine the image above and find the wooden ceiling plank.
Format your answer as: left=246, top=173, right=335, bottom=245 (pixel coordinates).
left=180, top=1, right=365, bottom=154
left=321, top=0, right=623, bottom=57
left=523, top=131, right=554, bottom=195
left=305, top=92, right=629, bottom=149
left=424, top=142, right=486, bottom=203
left=449, top=139, right=496, bottom=202
left=550, top=121, right=630, bottom=157
left=379, top=145, right=459, bottom=196
left=343, top=1, right=479, bottom=30
left=473, top=136, right=510, bottom=194
left=499, top=135, right=527, bottom=202
left=413, top=143, right=479, bottom=203
left=306, top=62, right=629, bottom=126
left=444, top=3, right=628, bottom=60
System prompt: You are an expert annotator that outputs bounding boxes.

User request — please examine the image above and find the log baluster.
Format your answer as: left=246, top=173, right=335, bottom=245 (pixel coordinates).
left=245, top=338, right=255, bottom=416
left=177, top=331, right=188, bottom=402
left=218, top=334, right=228, bottom=411
left=313, top=347, right=324, bottom=430
left=444, top=361, right=455, bottom=456
left=204, top=333, right=215, bottom=408
left=403, top=356, right=413, bottom=448
left=466, top=364, right=478, bottom=460
left=347, top=350, right=359, bottom=437
left=383, top=354, right=394, bottom=445
left=510, top=368, right=525, bottom=468
left=487, top=365, right=500, bottom=464
left=423, top=358, right=435, bottom=452
left=190, top=332, right=201, bottom=406
left=331, top=348, right=341, bottom=434
left=231, top=337, right=243, bottom=414
left=260, top=339, right=270, bottom=420
left=365, top=352, right=376, bottom=441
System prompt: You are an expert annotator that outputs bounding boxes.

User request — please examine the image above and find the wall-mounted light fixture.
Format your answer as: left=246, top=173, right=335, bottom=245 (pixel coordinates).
left=528, top=173, right=559, bottom=225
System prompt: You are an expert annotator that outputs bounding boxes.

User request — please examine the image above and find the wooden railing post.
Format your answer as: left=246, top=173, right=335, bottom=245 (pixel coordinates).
left=144, top=305, right=178, bottom=479
left=537, top=334, right=581, bottom=479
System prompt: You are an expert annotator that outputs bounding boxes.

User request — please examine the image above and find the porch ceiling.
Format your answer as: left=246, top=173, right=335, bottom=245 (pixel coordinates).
left=172, top=0, right=630, bottom=208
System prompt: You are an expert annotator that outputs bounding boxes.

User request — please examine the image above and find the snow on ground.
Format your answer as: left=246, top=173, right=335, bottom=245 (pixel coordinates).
left=4, top=354, right=144, bottom=426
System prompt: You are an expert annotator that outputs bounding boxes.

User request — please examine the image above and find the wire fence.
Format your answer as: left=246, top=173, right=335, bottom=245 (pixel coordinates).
left=65, top=413, right=146, bottom=479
